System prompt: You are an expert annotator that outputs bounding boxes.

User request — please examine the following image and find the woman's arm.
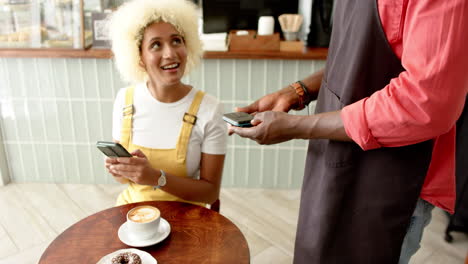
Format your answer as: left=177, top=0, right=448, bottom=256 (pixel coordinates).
left=158, top=153, right=225, bottom=204
left=109, top=151, right=225, bottom=204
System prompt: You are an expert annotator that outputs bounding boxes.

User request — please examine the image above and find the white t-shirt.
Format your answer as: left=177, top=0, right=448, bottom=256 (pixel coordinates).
left=112, top=83, right=227, bottom=179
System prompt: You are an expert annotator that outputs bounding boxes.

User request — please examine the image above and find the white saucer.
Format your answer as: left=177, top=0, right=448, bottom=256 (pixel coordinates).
left=96, top=248, right=157, bottom=264
left=118, top=218, right=171, bottom=247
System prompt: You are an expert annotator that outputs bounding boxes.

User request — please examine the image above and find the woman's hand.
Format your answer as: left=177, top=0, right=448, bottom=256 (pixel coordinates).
left=105, top=156, right=129, bottom=184
left=108, top=149, right=160, bottom=186
left=228, top=111, right=301, bottom=145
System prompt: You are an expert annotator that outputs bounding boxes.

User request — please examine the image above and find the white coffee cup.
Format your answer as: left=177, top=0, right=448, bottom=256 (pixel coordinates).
left=257, top=16, right=274, bottom=35
left=126, top=205, right=161, bottom=240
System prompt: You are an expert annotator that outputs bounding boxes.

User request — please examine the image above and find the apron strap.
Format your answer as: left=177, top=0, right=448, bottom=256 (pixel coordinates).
left=120, top=86, right=135, bottom=149
left=176, top=90, right=205, bottom=162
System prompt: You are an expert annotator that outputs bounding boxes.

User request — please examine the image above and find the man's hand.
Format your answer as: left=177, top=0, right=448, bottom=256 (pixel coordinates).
left=228, top=111, right=300, bottom=145
left=235, top=86, right=299, bottom=114
left=236, top=69, right=324, bottom=115
left=229, top=110, right=352, bottom=144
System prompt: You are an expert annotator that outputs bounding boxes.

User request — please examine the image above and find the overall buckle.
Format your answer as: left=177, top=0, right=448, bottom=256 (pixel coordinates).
left=122, top=105, right=134, bottom=116
left=183, top=113, right=197, bottom=125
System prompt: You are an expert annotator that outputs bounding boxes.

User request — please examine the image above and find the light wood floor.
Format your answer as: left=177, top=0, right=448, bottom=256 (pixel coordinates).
left=0, top=183, right=466, bottom=264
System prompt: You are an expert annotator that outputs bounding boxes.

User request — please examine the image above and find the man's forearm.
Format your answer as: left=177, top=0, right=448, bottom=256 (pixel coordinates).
left=293, top=110, right=353, bottom=142
left=301, top=68, right=325, bottom=102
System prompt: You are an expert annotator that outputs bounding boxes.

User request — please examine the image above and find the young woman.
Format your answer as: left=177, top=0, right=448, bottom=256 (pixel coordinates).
left=105, top=0, right=226, bottom=207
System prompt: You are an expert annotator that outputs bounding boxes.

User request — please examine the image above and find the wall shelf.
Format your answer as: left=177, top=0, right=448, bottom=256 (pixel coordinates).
left=0, top=47, right=327, bottom=60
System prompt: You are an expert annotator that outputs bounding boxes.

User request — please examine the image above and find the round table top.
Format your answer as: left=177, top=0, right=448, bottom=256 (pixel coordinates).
left=39, top=201, right=250, bottom=264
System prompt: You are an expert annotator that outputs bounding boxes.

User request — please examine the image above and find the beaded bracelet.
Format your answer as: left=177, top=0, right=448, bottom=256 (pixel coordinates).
left=290, top=81, right=311, bottom=110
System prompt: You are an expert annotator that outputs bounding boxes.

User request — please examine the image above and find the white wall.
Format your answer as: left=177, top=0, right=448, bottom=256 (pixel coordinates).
left=0, top=124, right=10, bottom=186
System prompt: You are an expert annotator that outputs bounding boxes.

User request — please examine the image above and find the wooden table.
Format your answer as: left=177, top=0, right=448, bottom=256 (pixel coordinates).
left=39, top=201, right=250, bottom=264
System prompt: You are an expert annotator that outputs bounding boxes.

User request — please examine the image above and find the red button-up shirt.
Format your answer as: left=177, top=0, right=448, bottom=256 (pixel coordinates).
left=341, top=0, right=468, bottom=212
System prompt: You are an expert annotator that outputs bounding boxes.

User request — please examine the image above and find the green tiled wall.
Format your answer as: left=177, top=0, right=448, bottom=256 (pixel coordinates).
left=0, top=57, right=325, bottom=188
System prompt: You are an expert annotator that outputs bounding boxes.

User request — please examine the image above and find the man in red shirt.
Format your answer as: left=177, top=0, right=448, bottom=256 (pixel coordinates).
left=230, top=0, right=468, bottom=263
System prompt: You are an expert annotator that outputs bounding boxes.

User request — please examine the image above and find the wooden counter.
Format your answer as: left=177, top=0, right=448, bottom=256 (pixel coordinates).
left=0, top=47, right=327, bottom=60
left=0, top=48, right=113, bottom=59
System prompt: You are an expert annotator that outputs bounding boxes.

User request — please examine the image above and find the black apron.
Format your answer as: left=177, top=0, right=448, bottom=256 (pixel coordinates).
left=294, top=1, right=433, bottom=263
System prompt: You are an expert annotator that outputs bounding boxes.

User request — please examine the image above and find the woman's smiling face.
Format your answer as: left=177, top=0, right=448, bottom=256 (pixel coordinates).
left=139, top=22, right=187, bottom=87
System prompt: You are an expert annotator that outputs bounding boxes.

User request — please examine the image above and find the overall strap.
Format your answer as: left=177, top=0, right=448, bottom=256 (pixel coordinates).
left=176, top=90, right=205, bottom=162
left=120, top=86, right=135, bottom=149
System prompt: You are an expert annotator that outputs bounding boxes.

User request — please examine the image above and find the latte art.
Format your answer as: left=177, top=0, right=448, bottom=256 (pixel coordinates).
left=128, top=206, right=160, bottom=223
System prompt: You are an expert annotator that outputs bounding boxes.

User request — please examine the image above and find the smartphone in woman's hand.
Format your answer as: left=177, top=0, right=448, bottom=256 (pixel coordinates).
left=96, top=141, right=132, bottom=157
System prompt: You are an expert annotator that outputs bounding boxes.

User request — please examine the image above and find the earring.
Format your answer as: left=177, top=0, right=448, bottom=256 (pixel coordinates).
left=139, top=59, right=146, bottom=70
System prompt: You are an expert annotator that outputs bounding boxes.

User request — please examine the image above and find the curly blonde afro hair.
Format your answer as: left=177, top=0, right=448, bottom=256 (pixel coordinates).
left=108, top=0, right=203, bottom=84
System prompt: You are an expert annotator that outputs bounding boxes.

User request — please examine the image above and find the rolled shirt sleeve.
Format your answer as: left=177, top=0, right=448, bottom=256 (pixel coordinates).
left=342, top=0, right=468, bottom=150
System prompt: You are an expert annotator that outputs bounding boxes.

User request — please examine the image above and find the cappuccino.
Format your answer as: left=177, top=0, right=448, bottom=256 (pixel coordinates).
left=128, top=206, right=160, bottom=223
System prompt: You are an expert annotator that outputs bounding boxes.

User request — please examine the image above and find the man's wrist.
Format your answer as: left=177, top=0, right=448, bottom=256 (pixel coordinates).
left=295, top=111, right=351, bottom=141
left=288, top=115, right=305, bottom=139
left=290, top=81, right=311, bottom=110
left=279, top=86, right=301, bottom=110
left=297, top=80, right=311, bottom=106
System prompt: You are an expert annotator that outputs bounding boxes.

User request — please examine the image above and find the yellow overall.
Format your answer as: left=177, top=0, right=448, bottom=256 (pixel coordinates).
left=116, top=86, right=206, bottom=207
